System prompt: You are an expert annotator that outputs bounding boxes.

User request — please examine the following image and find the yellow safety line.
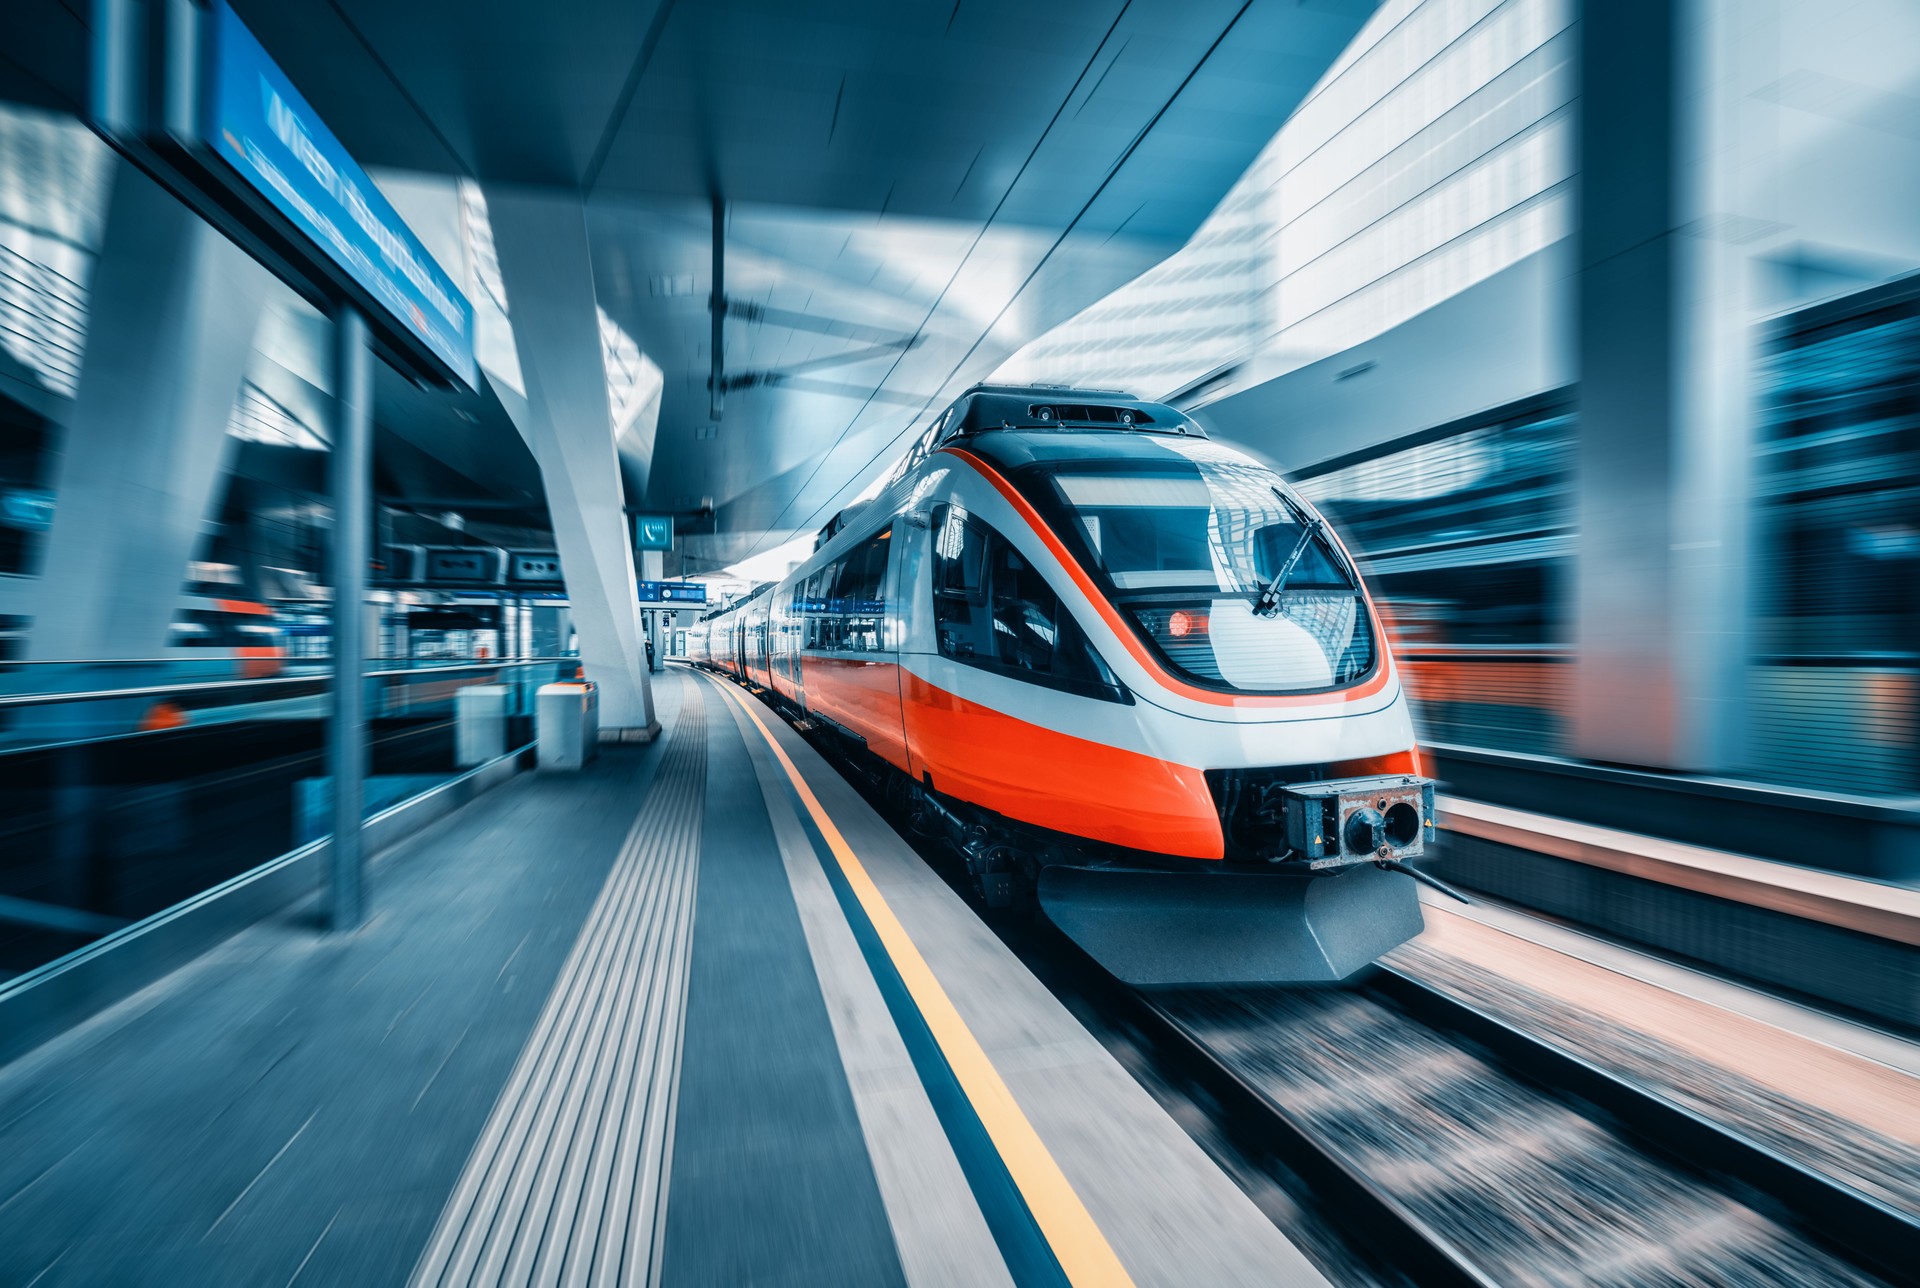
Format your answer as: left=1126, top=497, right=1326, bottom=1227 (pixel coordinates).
left=709, top=678, right=1136, bottom=1288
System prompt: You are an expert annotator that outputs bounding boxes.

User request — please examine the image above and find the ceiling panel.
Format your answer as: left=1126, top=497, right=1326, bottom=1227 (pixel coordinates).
left=6, top=0, right=1378, bottom=568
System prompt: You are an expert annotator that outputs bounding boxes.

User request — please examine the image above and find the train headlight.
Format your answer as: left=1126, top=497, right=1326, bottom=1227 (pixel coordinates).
left=1136, top=606, right=1210, bottom=639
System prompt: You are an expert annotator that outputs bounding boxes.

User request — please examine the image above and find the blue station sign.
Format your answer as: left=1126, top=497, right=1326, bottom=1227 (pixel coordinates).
left=638, top=581, right=708, bottom=604
left=633, top=515, right=675, bottom=551
left=91, top=0, right=475, bottom=390
left=201, top=2, right=475, bottom=388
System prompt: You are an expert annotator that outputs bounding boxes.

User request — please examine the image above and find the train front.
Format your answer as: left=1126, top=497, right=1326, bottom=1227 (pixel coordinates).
left=970, top=430, right=1441, bottom=986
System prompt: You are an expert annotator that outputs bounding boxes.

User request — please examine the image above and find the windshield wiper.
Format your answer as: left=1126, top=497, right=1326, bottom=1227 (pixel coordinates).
left=1253, top=489, right=1346, bottom=618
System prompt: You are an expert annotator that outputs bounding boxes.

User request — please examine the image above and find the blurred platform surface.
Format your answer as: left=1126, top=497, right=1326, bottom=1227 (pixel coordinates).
left=0, top=667, right=1326, bottom=1288
left=1391, top=889, right=1920, bottom=1221
left=1433, top=794, right=1920, bottom=1028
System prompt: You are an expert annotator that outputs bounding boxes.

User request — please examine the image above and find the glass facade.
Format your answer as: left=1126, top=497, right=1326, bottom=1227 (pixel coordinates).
left=1286, top=286, right=1920, bottom=798
left=0, top=105, right=116, bottom=582
left=1747, top=280, right=1920, bottom=794
left=993, top=0, right=1575, bottom=397
left=1292, top=396, right=1573, bottom=753
left=0, top=92, right=557, bottom=976
left=0, top=104, right=113, bottom=402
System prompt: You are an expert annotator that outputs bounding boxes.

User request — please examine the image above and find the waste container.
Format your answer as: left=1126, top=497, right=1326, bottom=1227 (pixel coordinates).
left=455, top=684, right=509, bottom=767
left=536, top=681, right=599, bottom=770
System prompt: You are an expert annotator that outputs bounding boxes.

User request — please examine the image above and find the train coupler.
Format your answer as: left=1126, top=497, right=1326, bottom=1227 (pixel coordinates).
left=1278, top=774, right=1436, bottom=867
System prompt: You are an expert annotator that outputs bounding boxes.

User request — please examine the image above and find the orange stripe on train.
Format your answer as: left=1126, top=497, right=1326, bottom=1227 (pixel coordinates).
left=899, top=671, right=1225, bottom=860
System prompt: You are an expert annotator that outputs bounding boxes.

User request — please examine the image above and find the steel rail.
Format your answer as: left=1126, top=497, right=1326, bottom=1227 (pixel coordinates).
left=1123, top=971, right=1918, bottom=1288
left=1124, top=989, right=1501, bottom=1288
left=1370, top=966, right=1920, bottom=1286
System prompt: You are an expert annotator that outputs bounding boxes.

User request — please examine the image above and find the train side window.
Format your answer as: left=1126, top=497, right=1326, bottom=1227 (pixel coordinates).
left=170, top=608, right=231, bottom=647
left=814, top=564, right=843, bottom=650
left=824, top=528, right=890, bottom=653
left=774, top=588, right=798, bottom=659
left=931, top=505, right=1124, bottom=701
left=930, top=505, right=993, bottom=660
left=798, top=570, right=821, bottom=649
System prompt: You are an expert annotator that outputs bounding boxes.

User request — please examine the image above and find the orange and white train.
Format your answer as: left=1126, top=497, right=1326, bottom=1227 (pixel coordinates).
left=694, top=384, right=1445, bottom=985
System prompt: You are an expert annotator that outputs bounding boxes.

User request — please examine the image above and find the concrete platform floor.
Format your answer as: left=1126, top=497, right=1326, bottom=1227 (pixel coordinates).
left=0, top=668, right=1327, bottom=1287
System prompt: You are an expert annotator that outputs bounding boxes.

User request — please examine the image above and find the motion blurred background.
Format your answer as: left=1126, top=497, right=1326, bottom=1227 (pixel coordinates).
left=2, top=0, right=1918, bottom=978
left=0, top=3, right=1917, bottom=1285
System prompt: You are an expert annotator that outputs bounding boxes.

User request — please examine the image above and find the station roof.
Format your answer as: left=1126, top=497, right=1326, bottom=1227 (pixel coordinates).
left=3, top=0, right=1376, bottom=567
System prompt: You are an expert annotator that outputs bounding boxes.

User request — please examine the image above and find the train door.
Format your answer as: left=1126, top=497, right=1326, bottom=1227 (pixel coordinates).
left=756, top=600, right=773, bottom=684
left=794, top=567, right=829, bottom=711
left=775, top=585, right=805, bottom=707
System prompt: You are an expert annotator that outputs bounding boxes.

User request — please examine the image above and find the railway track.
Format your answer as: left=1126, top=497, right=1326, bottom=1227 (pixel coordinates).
left=1133, top=971, right=1917, bottom=1288
left=764, top=677, right=1919, bottom=1286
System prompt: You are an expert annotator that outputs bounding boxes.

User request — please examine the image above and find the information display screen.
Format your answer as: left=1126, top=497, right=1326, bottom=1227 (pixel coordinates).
left=638, top=581, right=707, bottom=604
left=201, top=1, right=476, bottom=388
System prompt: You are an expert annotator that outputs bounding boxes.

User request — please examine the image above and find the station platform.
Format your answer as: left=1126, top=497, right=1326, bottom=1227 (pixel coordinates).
left=0, top=667, right=1326, bottom=1287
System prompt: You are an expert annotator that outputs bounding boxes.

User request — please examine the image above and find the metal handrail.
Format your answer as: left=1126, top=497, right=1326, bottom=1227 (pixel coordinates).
left=0, top=655, right=579, bottom=666
left=0, top=659, right=579, bottom=709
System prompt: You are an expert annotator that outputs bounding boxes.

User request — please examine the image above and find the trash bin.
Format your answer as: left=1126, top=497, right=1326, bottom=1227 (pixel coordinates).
left=455, top=684, right=509, bottom=767
left=536, top=681, right=599, bottom=770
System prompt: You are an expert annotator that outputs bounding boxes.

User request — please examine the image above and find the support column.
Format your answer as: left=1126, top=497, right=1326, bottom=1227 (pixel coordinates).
left=29, top=162, right=271, bottom=661
left=329, top=306, right=371, bottom=931
left=482, top=187, right=656, bottom=736
left=640, top=548, right=664, bottom=673
left=1573, top=0, right=1749, bottom=770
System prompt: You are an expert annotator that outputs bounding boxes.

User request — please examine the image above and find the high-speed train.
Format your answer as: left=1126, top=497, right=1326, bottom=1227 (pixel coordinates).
left=694, top=384, right=1443, bottom=985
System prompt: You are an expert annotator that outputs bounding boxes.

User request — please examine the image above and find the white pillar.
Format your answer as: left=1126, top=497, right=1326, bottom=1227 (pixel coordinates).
left=482, top=186, right=656, bottom=736
left=30, top=163, right=271, bottom=660
left=1573, top=0, right=1750, bottom=771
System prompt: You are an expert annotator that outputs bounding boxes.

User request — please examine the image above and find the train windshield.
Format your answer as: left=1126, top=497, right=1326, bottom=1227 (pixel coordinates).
left=1043, top=442, right=1375, bottom=694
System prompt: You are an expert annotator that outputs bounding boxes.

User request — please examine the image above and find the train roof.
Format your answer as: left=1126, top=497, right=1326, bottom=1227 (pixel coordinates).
left=953, top=426, right=1225, bottom=476
left=944, top=384, right=1202, bottom=438
left=878, top=382, right=1207, bottom=495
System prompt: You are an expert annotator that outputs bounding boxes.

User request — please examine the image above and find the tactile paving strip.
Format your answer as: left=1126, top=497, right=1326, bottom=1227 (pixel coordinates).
left=411, top=688, right=706, bottom=1288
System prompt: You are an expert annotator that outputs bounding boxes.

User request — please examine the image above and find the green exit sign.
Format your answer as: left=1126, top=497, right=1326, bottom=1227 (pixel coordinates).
left=633, top=515, right=674, bottom=550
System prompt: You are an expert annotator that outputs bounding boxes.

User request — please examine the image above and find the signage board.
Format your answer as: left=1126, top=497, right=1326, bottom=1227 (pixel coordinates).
left=424, top=547, right=506, bottom=584
left=92, top=0, right=475, bottom=390
left=637, top=581, right=707, bottom=604
left=201, top=2, right=475, bottom=387
left=507, top=551, right=564, bottom=585
left=0, top=488, right=54, bottom=532
left=633, top=515, right=674, bottom=551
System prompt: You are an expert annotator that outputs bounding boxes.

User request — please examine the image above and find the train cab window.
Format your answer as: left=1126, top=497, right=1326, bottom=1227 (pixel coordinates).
left=930, top=505, right=1124, bottom=701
